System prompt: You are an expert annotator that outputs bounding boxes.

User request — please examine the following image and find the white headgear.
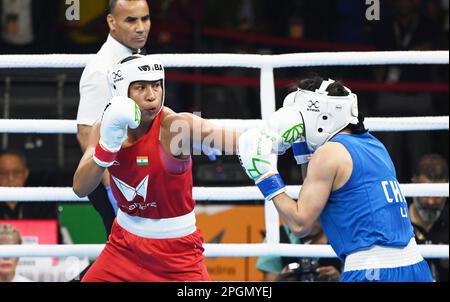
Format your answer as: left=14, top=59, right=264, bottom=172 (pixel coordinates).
left=283, top=79, right=359, bottom=151
left=108, top=55, right=165, bottom=114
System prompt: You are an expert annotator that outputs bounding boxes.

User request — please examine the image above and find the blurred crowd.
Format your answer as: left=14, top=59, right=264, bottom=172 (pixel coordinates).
left=0, top=0, right=448, bottom=195
left=0, top=0, right=448, bottom=54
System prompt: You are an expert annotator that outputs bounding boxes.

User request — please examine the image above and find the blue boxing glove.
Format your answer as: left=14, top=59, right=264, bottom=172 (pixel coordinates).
left=238, top=128, right=286, bottom=201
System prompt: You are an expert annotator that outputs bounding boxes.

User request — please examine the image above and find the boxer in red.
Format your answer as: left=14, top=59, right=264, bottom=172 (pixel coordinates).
left=72, top=55, right=239, bottom=281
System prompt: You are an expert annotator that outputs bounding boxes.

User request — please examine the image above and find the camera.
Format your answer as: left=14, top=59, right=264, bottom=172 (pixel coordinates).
left=278, top=259, right=328, bottom=282
left=293, top=259, right=321, bottom=282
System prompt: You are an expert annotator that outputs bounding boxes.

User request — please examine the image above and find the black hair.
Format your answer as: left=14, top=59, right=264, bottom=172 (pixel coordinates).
left=297, top=77, right=367, bottom=134
left=109, top=0, right=148, bottom=14
left=109, top=0, right=118, bottom=14
left=414, top=154, right=449, bottom=181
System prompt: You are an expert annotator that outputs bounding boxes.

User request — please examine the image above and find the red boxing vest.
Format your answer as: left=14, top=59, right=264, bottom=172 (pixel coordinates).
left=108, top=112, right=195, bottom=219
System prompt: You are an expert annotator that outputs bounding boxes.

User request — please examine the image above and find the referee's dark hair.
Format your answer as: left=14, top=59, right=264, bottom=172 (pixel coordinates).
left=109, top=0, right=118, bottom=14
left=109, top=0, right=148, bottom=14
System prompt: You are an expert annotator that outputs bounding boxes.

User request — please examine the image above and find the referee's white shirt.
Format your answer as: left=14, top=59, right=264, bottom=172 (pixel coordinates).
left=76, top=35, right=133, bottom=126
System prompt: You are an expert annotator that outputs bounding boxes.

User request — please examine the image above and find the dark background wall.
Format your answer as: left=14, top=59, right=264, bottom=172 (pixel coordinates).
left=0, top=0, right=448, bottom=190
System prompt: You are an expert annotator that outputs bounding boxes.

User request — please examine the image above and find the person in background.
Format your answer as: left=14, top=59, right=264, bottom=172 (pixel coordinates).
left=257, top=221, right=341, bottom=282
left=410, top=153, right=449, bottom=282
left=0, top=150, right=59, bottom=221
left=0, top=224, right=33, bottom=282
left=58, top=0, right=109, bottom=54
left=0, top=0, right=57, bottom=53
left=76, top=0, right=151, bottom=237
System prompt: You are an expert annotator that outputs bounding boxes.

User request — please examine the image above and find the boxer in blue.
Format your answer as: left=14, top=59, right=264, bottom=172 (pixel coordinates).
left=238, top=78, right=433, bottom=282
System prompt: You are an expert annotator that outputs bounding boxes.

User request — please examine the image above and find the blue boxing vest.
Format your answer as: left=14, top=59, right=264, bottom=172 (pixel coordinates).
left=320, top=132, right=414, bottom=261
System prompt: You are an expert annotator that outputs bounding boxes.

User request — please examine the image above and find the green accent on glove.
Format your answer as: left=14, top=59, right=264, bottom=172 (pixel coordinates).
left=247, top=157, right=271, bottom=179
left=134, top=103, right=141, bottom=124
left=282, top=124, right=304, bottom=144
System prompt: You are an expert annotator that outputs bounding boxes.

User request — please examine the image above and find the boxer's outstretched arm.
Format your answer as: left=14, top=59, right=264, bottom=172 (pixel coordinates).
left=163, top=112, right=240, bottom=155
left=73, top=122, right=105, bottom=197
left=196, top=115, right=240, bottom=155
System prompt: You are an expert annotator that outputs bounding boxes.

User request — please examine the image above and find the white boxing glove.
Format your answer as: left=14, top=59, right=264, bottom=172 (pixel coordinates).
left=93, top=96, right=141, bottom=168
left=267, top=106, right=311, bottom=165
left=238, top=128, right=286, bottom=201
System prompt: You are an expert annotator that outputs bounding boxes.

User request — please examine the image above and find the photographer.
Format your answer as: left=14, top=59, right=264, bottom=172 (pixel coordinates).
left=276, top=258, right=340, bottom=282
left=257, top=221, right=341, bottom=282
left=409, top=154, right=449, bottom=282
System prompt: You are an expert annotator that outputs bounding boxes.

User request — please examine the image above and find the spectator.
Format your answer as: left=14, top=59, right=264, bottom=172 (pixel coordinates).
left=440, top=0, right=449, bottom=48
left=76, top=0, right=151, bottom=237
left=0, top=224, right=32, bottom=282
left=0, top=0, right=33, bottom=51
left=264, top=0, right=335, bottom=48
left=151, top=0, right=204, bottom=53
left=0, top=150, right=58, bottom=221
left=372, top=0, right=440, bottom=84
left=257, top=221, right=341, bottom=282
left=332, top=0, right=372, bottom=45
left=150, top=0, right=204, bottom=113
left=371, top=0, right=442, bottom=181
left=58, top=0, right=109, bottom=54
left=409, top=154, right=449, bottom=282
left=0, top=0, right=57, bottom=53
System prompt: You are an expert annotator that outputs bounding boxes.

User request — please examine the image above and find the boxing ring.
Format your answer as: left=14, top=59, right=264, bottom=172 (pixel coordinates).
left=0, top=51, right=449, bottom=260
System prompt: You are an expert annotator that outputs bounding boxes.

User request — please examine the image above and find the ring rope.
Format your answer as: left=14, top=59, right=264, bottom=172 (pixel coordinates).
left=0, top=51, right=448, bottom=69
left=0, top=117, right=448, bottom=134
left=0, top=244, right=447, bottom=259
left=0, top=184, right=447, bottom=202
left=1, top=51, right=448, bottom=261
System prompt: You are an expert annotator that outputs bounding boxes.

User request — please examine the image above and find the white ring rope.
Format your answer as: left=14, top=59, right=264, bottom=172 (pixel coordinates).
left=0, top=184, right=447, bottom=202
left=1, top=51, right=448, bottom=262
left=364, top=116, right=449, bottom=132
left=0, top=116, right=448, bottom=134
left=0, top=51, right=448, bottom=69
left=0, top=244, right=447, bottom=259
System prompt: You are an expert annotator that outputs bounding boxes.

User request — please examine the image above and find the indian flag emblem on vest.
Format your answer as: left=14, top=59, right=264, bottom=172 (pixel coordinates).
left=136, top=156, right=149, bottom=166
